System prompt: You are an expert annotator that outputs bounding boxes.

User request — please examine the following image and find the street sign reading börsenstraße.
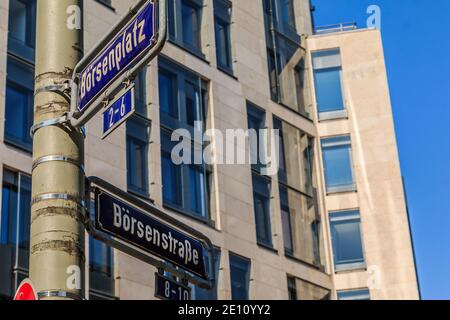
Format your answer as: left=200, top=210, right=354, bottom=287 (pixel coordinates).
left=94, top=186, right=207, bottom=279
left=70, top=0, right=166, bottom=127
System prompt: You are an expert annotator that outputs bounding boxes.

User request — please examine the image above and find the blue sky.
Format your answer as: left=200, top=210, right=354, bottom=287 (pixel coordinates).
left=311, top=0, right=450, bottom=300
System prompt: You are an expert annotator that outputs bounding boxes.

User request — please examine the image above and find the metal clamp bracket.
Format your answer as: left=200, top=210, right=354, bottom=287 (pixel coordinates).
left=32, top=193, right=86, bottom=209
left=30, top=113, right=70, bottom=138
left=32, top=155, right=85, bottom=172
left=35, top=80, right=72, bottom=103
left=38, top=290, right=85, bottom=300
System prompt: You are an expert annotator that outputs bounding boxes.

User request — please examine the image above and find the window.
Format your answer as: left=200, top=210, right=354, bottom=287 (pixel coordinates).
left=252, top=174, right=272, bottom=247
left=126, top=70, right=150, bottom=197
left=5, top=0, right=36, bottom=152
left=278, top=0, right=296, bottom=31
left=263, top=0, right=311, bottom=118
left=312, top=49, right=346, bottom=120
left=247, top=103, right=266, bottom=171
left=0, top=170, right=31, bottom=298
left=329, top=210, right=365, bottom=272
left=321, top=136, right=356, bottom=193
left=229, top=253, right=251, bottom=300
left=89, top=237, right=117, bottom=300
left=214, top=0, right=232, bottom=73
left=287, top=275, right=297, bottom=300
left=191, top=248, right=221, bottom=300
left=8, top=0, right=36, bottom=61
left=168, top=0, right=203, bottom=55
left=159, top=58, right=211, bottom=221
left=338, top=289, right=370, bottom=300
left=247, top=104, right=273, bottom=248
left=274, top=118, right=323, bottom=268
left=296, top=278, right=330, bottom=300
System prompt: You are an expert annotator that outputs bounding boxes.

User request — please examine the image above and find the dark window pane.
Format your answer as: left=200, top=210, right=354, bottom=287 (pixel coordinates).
left=192, top=248, right=221, bottom=300
left=321, top=136, right=355, bottom=193
left=338, top=289, right=370, bottom=300
left=314, top=67, right=344, bottom=113
left=5, top=58, right=34, bottom=150
left=247, top=104, right=265, bottom=170
left=214, top=0, right=232, bottom=71
left=0, top=170, right=31, bottom=298
left=8, top=0, right=35, bottom=49
left=252, top=174, right=272, bottom=247
left=279, top=0, right=296, bottom=30
left=279, top=186, right=293, bottom=254
left=126, top=118, right=149, bottom=196
left=287, top=276, right=297, bottom=300
left=161, top=130, right=183, bottom=207
left=181, top=0, right=201, bottom=50
left=185, top=81, right=199, bottom=127
left=168, top=0, right=176, bottom=38
left=159, top=59, right=210, bottom=220
left=188, top=165, right=206, bottom=216
left=90, top=238, right=112, bottom=276
left=229, top=254, right=250, bottom=300
left=89, top=237, right=115, bottom=299
left=330, top=211, right=365, bottom=270
left=159, top=71, right=178, bottom=119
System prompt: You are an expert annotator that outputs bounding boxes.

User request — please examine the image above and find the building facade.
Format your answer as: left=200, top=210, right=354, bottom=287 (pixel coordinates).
left=0, top=0, right=419, bottom=300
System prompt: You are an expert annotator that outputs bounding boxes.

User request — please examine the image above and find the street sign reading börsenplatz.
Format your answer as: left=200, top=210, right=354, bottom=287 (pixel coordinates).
left=78, top=2, right=155, bottom=113
left=70, top=0, right=166, bottom=128
left=94, top=187, right=207, bottom=279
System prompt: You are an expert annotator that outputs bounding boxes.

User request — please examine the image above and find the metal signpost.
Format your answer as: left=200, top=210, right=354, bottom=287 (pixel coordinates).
left=86, top=177, right=214, bottom=292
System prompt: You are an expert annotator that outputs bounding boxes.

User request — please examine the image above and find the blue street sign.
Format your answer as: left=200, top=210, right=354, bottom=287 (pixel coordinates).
left=102, top=86, right=135, bottom=139
left=77, top=0, right=156, bottom=113
left=155, top=273, right=191, bottom=301
left=94, top=187, right=208, bottom=279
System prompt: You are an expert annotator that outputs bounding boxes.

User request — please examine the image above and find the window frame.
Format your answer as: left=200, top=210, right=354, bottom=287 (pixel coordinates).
left=251, top=172, right=273, bottom=248
left=337, top=288, right=371, bottom=300
left=263, top=0, right=311, bottom=119
left=126, top=70, right=151, bottom=198
left=159, top=57, right=212, bottom=223
left=274, top=117, right=324, bottom=269
left=329, top=210, right=366, bottom=272
left=168, top=0, right=205, bottom=58
left=213, top=0, right=233, bottom=74
left=5, top=0, right=36, bottom=153
left=312, top=49, right=347, bottom=121
left=0, top=169, right=32, bottom=298
left=229, top=252, right=251, bottom=300
left=89, top=236, right=117, bottom=300
left=321, top=135, right=357, bottom=194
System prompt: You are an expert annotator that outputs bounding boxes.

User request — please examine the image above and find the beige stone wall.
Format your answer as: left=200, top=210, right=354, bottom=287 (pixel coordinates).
left=80, top=0, right=331, bottom=300
left=306, top=29, right=419, bottom=300
left=0, top=0, right=418, bottom=300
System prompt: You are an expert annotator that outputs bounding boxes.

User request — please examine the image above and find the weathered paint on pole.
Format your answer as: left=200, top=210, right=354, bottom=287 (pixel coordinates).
left=30, top=0, right=85, bottom=300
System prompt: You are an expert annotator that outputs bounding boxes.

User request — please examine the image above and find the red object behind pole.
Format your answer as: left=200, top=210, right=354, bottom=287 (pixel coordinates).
left=14, top=279, right=38, bottom=301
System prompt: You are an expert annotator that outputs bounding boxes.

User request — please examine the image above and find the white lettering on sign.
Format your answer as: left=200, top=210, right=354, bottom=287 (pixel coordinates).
left=79, top=19, right=147, bottom=101
left=113, top=203, right=200, bottom=266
